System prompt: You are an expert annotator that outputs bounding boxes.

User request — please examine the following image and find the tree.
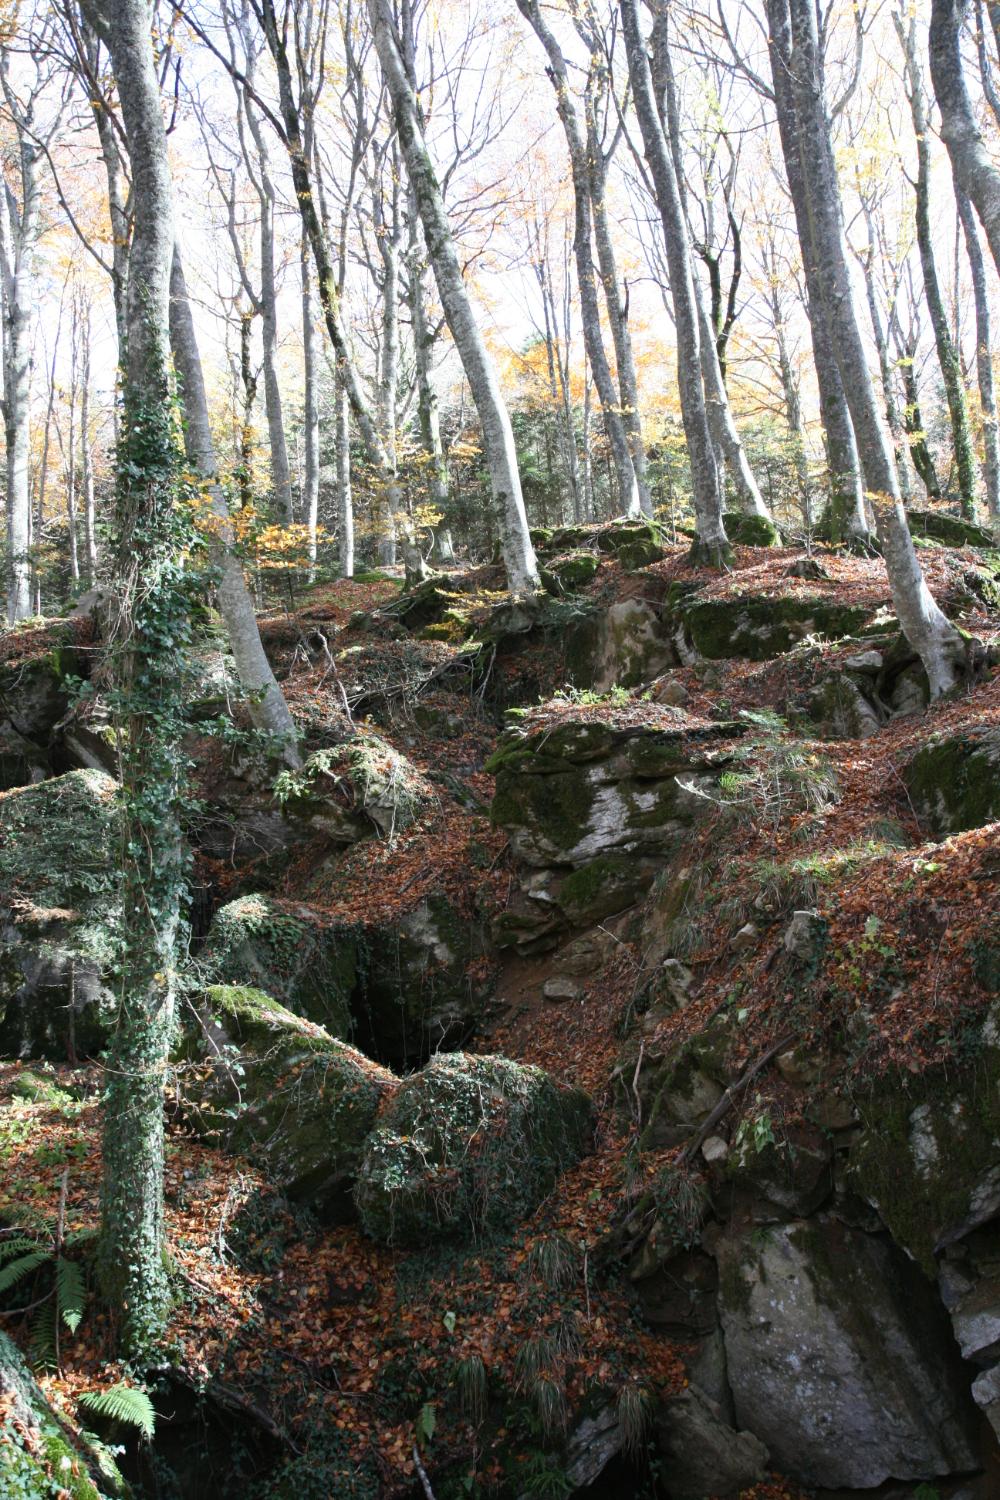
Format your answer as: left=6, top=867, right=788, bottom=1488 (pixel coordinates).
left=367, top=0, right=538, bottom=590
left=767, top=0, right=965, bottom=696
left=930, top=0, right=1000, bottom=278
left=618, top=0, right=729, bottom=562
left=98, top=0, right=193, bottom=1359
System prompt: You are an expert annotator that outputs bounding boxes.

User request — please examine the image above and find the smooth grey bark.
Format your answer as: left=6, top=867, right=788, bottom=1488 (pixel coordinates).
left=956, top=181, right=1000, bottom=527
left=930, top=0, right=1000, bottom=279
left=896, top=8, right=977, bottom=517
left=653, top=22, right=770, bottom=521
left=169, top=248, right=301, bottom=767
left=517, top=0, right=641, bottom=520
left=771, top=0, right=964, bottom=695
left=407, top=207, right=450, bottom=515
left=0, top=85, right=41, bottom=622
left=583, top=66, right=653, bottom=517
left=619, top=0, right=728, bottom=560
left=368, top=0, right=538, bottom=589
left=300, top=226, right=320, bottom=572
left=853, top=194, right=914, bottom=504
left=333, top=372, right=354, bottom=577
left=79, top=299, right=97, bottom=583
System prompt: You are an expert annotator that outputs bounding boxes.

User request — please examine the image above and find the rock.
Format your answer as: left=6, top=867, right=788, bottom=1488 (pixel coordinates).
left=888, top=662, right=928, bottom=716
left=543, top=974, right=581, bottom=1003
left=651, top=676, right=689, bottom=707
left=0, top=1327, right=128, bottom=1497
left=656, top=1383, right=769, bottom=1500
left=716, top=1217, right=979, bottom=1488
left=199, top=895, right=355, bottom=1038
left=676, top=590, right=870, bottom=661
left=181, top=985, right=393, bottom=1218
left=721, top=1126, right=833, bottom=1217
left=590, top=600, right=676, bottom=692
left=782, top=908, right=827, bottom=963
left=554, top=853, right=661, bottom=927
left=650, top=957, right=693, bottom=1010
left=547, top=552, right=600, bottom=591
left=775, top=1045, right=827, bottom=1089
left=489, top=716, right=738, bottom=869
left=904, top=725, right=1000, bottom=835
left=907, top=508, right=995, bottom=548
left=784, top=557, right=829, bottom=580
left=721, top=510, right=781, bottom=548
left=557, top=929, right=618, bottom=976
left=355, top=1052, right=592, bottom=1245
left=278, top=733, right=434, bottom=839
left=563, top=1405, right=621, bottom=1489
left=0, top=769, right=120, bottom=1058
left=971, top=1364, right=1000, bottom=1439
left=638, top=1052, right=724, bottom=1146
left=806, top=672, right=883, bottom=739
left=730, top=922, right=758, bottom=952
left=702, top=1134, right=729, bottom=1164
left=806, top=1089, right=857, bottom=1131
left=843, top=648, right=884, bottom=673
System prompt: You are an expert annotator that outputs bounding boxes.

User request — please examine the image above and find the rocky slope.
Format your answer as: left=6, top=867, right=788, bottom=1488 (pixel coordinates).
left=0, top=524, right=998, bottom=1498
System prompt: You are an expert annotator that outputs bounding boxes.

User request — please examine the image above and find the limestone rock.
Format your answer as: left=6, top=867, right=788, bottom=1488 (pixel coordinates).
left=588, top=600, right=677, bottom=693
left=904, top=725, right=1000, bottom=835
left=716, top=1217, right=979, bottom=1488
left=562, top=1405, right=621, bottom=1489
left=651, top=676, right=689, bottom=707
left=557, top=929, right=618, bottom=976
left=907, top=508, right=995, bottom=548
left=676, top=590, right=870, bottom=661
left=0, top=769, right=120, bottom=1059
left=702, top=1135, right=729, bottom=1164
left=656, top=1383, right=768, bottom=1500
left=721, top=511, right=780, bottom=548
left=543, top=974, right=581, bottom=1003
left=182, top=985, right=393, bottom=1218
left=355, top=1052, right=592, bottom=1245
left=783, top=909, right=827, bottom=962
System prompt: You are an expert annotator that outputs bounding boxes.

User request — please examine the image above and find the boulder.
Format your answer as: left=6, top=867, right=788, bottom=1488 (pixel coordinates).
left=0, top=770, right=120, bottom=1058
left=907, top=508, right=995, bottom=548
left=676, top=591, right=870, bottom=661
left=277, top=732, right=435, bottom=840
left=716, top=1217, right=979, bottom=1488
left=721, top=511, right=780, bottom=548
left=587, top=600, right=677, bottom=693
left=904, top=725, right=1000, bottom=835
left=656, top=1383, right=768, bottom=1500
left=355, top=1052, right=592, bottom=1245
left=0, top=633, right=76, bottom=789
left=489, top=716, right=737, bottom=869
left=182, top=984, right=394, bottom=1217
left=805, top=671, right=884, bottom=739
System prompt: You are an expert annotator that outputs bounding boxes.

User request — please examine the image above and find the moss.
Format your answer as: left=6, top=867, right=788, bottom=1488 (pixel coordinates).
left=903, top=727, right=1000, bottom=835
left=849, top=1045, right=1000, bottom=1274
left=678, top=594, right=870, bottom=661
left=721, top=512, right=781, bottom=547
left=199, top=895, right=356, bottom=1037
left=558, top=855, right=654, bottom=925
left=549, top=552, right=600, bottom=589
left=906, top=508, right=996, bottom=548
left=355, top=1052, right=593, bottom=1245
left=185, top=985, right=395, bottom=1215
left=616, top=538, right=665, bottom=570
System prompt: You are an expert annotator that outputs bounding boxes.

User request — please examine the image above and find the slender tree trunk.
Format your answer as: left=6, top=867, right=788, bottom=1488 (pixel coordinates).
left=0, top=133, right=39, bottom=622
left=956, top=181, right=1000, bottom=527
left=300, top=226, right=320, bottom=574
left=930, top=0, right=1000, bottom=278
left=334, top=371, right=354, bottom=577
left=771, top=0, right=964, bottom=695
left=518, top=0, right=641, bottom=520
left=896, top=10, right=977, bottom=517
left=899, top=338, right=943, bottom=499
left=855, top=205, right=914, bottom=504
left=79, top=305, right=97, bottom=584
left=408, top=208, right=450, bottom=515
left=248, top=113, right=294, bottom=521
left=368, top=0, right=538, bottom=589
left=619, top=0, right=728, bottom=561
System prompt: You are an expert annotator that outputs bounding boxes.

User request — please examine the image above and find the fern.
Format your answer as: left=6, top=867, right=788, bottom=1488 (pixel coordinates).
left=56, top=1256, right=86, bottom=1333
left=29, top=1296, right=57, bottom=1371
left=0, top=1235, right=43, bottom=1263
left=79, top=1384, right=157, bottom=1439
left=0, top=1249, right=50, bottom=1293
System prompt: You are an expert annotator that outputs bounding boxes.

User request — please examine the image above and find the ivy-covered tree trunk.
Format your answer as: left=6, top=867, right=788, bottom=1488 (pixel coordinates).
left=368, top=0, right=538, bottom=591
left=100, top=0, right=191, bottom=1360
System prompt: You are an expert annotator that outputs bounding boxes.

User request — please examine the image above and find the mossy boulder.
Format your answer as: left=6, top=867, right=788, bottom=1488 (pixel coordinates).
left=677, top=592, right=870, bottom=661
left=355, top=1052, right=592, bottom=1245
left=182, top=985, right=395, bottom=1216
left=721, top=511, right=781, bottom=548
left=275, top=732, right=434, bottom=841
left=0, top=1328, right=129, bottom=1497
left=198, top=895, right=356, bottom=1037
left=907, top=508, right=995, bottom=548
left=0, top=770, right=120, bottom=1059
left=489, top=716, right=736, bottom=868
left=903, top=725, right=1000, bottom=835
left=545, top=552, right=600, bottom=591
left=0, top=635, right=81, bottom=789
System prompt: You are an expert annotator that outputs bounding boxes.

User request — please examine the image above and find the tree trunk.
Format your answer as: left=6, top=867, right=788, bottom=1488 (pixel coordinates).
left=930, top=0, right=1000, bottom=279
left=408, top=208, right=450, bottom=516
left=956, top=181, right=1000, bottom=527
left=0, top=129, right=40, bottom=623
left=855, top=202, right=914, bottom=504
left=80, top=304, right=97, bottom=585
left=170, top=248, right=300, bottom=767
left=334, top=371, right=354, bottom=577
left=896, top=10, right=977, bottom=518
left=771, top=0, right=964, bottom=696
left=100, top=0, right=187, bottom=1361
left=300, top=226, right=320, bottom=575
left=368, top=0, right=538, bottom=590
left=619, top=0, right=728, bottom=561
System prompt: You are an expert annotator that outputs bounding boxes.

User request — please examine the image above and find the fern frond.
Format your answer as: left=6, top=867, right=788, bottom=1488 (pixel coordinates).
left=56, top=1256, right=86, bottom=1333
left=0, top=1249, right=51, bottom=1293
left=0, top=1236, right=44, bottom=1264
left=79, top=1384, right=156, bottom=1439
left=29, top=1297, right=57, bottom=1370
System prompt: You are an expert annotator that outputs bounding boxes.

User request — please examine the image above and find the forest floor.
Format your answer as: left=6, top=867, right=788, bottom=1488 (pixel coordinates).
left=1, top=536, right=998, bottom=1497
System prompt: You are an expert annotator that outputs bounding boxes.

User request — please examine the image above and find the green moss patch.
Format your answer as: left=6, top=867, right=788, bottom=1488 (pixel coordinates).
left=903, top=726, right=1000, bottom=836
